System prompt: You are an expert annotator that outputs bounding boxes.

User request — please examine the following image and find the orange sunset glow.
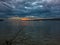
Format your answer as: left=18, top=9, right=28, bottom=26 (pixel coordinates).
left=20, top=18, right=31, bottom=21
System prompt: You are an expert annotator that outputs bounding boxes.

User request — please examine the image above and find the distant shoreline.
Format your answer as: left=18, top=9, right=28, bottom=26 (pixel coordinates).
left=0, top=18, right=60, bottom=21
left=0, top=19, right=4, bottom=21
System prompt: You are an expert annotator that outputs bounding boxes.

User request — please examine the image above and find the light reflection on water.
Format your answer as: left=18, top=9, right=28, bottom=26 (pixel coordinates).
left=0, top=19, right=60, bottom=44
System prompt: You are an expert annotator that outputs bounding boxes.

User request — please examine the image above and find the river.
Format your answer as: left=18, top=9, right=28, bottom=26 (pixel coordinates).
left=0, top=19, right=60, bottom=45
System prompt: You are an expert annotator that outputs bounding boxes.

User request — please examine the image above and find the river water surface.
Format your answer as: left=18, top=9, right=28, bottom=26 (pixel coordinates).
left=0, top=19, right=60, bottom=45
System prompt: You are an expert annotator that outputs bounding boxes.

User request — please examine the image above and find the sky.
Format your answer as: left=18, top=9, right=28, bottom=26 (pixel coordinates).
left=0, top=0, right=60, bottom=18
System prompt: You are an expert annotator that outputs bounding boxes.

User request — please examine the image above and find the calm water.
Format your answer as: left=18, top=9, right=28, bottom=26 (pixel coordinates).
left=0, top=19, right=60, bottom=45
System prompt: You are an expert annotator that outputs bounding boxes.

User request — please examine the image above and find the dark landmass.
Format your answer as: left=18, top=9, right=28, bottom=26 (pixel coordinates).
left=0, top=18, right=60, bottom=21
left=0, top=19, right=4, bottom=21
left=34, top=18, right=60, bottom=21
left=23, top=18, right=60, bottom=21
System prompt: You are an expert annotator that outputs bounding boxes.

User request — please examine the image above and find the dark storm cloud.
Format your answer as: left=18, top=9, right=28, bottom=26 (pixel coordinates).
left=0, top=0, right=60, bottom=17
